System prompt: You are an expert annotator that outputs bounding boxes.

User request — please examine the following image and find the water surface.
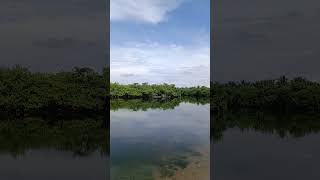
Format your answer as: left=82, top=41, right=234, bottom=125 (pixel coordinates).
left=212, top=111, right=320, bottom=180
left=111, top=100, right=210, bottom=180
left=0, top=118, right=108, bottom=180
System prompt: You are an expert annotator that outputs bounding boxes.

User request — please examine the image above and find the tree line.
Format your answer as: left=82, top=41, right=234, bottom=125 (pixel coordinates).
left=110, top=82, right=210, bottom=99
left=2, top=66, right=320, bottom=118
left=0, top=66, right=209, bottom=118
left=211, top=76, right=320, bottom=112
left=0, top=66, right=109, bottom=118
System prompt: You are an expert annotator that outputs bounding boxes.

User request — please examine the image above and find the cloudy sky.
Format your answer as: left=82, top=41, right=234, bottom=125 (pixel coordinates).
left=212, top=0, right=320, bottom=82
left=3, top=0, right=320, bottom=83
left=0, top=0, right=108, bottom=72
left=110, top=0, right=210, bottom=87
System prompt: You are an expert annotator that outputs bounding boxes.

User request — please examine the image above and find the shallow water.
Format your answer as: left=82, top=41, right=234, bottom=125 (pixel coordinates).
left=212, top=112, right=320, bottom=180
left=111, top=100, right=210, bottom=180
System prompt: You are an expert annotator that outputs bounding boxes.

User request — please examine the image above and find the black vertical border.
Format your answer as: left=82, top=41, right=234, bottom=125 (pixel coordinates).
left=210, top=0, right=214, bottom=179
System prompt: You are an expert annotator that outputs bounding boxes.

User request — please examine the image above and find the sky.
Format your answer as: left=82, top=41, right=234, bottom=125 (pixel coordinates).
left=110, top=0, right=210, bottom=87
left=2, top=0, right=320, bottom=83
left=212, top=0, right=320, bottom=82
left=0, top=0, right=108, bottom=72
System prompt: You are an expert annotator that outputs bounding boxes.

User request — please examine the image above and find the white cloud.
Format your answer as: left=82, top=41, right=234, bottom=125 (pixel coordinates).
left=110, top=0, right=183, bottom=24
left=111, top=42, right=210, bottom=87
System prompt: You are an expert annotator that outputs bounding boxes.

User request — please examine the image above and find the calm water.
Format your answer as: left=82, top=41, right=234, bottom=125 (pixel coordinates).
left=0, top=118, right=108, bottom=180
left=212, top=112, right=320, bottom=180
left=111, top=100, right=210, bottom=180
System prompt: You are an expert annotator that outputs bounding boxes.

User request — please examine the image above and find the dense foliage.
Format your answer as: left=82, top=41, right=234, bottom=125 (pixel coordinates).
left=0, top=66, right=109, bottom=118
left=110, top=83, right=210, bottom=99
left=211, top=76, right=320, bottom=112
left=0, top=66, right=210, bottom=117
left=2, top=66, right=320, bottom=117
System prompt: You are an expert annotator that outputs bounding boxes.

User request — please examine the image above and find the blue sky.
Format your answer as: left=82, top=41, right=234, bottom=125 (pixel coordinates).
left=110, top=0, right=210, bottom=87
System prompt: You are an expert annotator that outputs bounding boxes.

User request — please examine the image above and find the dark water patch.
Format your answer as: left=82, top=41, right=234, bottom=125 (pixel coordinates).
left=0, top=118, right=108, bottom=157
left=0, top=117, right=108, bottom=179
left=212, top=111, right=320, bottom=180
left=211, top=110, right=320, bottom=141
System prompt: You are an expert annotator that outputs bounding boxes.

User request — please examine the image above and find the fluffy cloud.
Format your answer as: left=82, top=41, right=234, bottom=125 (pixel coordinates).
left=111, top=42, right=210, bottom=87
left=111, top=0, right=183, bottom=24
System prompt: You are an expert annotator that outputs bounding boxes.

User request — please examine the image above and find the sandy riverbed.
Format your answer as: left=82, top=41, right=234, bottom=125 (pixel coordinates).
left=154, top=145, right=210, bottom=180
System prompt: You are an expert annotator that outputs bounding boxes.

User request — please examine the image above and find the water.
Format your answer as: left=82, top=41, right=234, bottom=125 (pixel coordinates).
left=111, top=99, right=210, bottom=180
left=0, top=118, right=108, bottom=180
left=212, top=111, right=320, bottom=180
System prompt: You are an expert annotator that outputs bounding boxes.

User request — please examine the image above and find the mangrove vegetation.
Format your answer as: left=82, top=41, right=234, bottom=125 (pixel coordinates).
left=2, top=66, right=320, bottom=118
left=0, top=66, right=109, bottom=118
left=0, top=66, right=210, bottom=118
left=211, top=76, right=320, bottom=112
left=110, top=82, right=210, bottom=99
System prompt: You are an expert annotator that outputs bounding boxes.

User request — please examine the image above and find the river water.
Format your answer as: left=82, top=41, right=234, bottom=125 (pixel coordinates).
left=0, top=118, right=108, bottom=180
left=212, top=112, right=320, bottom=180
left=111, top=100, right=210, bottom=180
